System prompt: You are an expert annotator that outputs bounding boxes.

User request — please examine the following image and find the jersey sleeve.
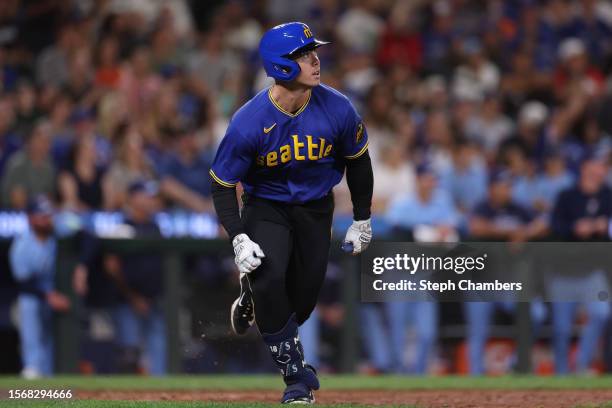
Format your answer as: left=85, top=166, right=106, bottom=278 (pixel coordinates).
left=209, top=124, right=255, bottom=187
left=338, top=101, right=369, bottom=160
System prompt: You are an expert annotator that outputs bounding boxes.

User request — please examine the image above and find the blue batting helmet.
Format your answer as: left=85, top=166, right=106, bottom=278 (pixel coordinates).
left=259, top=22, right=329, bottom=82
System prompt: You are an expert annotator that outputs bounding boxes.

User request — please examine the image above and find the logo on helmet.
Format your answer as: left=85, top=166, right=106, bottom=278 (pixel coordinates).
left=303, top=25, right=313, bottom=39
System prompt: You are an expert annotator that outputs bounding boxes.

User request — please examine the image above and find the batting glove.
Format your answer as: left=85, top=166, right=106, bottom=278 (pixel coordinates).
left=232, top=233, right=265, bottom=273
left=343, top=219, right=372, bottom=255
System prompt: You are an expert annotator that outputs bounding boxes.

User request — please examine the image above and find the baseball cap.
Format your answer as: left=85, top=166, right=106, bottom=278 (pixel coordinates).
left=26, top=195, right=54, bottom=216
left=416, top=161, right=436, bottom=176
left=489, top=169, right=513, bottom=185
left=558, top=38, right=586, bottom=61
left=519, top=101, right=548, bottom=126
left=127, top=180, right=159, bottom=197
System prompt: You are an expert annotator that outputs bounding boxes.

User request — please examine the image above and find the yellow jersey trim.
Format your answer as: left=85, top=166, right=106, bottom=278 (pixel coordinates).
left=345, top=141, right=369, bottom=159
left=267, top=88, right=311, bottom=117
left=209, top=169, right=237, bottom=188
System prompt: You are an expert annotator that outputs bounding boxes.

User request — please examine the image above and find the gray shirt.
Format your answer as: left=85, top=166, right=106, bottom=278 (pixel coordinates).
left=0, top=151, right=56, bottom=208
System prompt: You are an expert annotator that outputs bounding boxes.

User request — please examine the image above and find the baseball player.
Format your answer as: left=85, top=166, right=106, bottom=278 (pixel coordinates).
left=210, top=22, right=373, bottom=404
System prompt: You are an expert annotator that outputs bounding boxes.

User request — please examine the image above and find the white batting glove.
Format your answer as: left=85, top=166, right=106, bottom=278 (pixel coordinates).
left=232, top=233, right=265, bottom=274
left=343, top=219, right=372, bottom=255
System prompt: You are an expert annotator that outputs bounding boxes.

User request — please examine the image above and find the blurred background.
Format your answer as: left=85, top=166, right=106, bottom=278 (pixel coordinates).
left=2, top=0, right=612, bottom=378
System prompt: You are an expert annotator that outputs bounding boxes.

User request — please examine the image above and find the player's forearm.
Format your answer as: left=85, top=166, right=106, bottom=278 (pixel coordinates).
left=211, top=180, right=245, bottom=240
left=345, top=151, right=373, bottom=220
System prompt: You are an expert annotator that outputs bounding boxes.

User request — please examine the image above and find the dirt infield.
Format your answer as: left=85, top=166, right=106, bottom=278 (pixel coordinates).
left=77, top=389, right=612, bottom=407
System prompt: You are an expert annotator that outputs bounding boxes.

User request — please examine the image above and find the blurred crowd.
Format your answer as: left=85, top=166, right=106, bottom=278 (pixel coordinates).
left=0, top=0, right=611, bottom=218
left=5, top=0, right=612, bottom=377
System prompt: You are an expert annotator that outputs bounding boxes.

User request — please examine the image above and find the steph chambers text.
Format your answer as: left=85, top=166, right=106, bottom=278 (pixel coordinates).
left=373, top=279, right=522, bottom=292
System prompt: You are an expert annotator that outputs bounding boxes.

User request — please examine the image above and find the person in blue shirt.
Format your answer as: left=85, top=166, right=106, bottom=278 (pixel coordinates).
left=533, top=150, right=574, bottom=215
left=10, top=196, right=71, bottom=378
left=209, top=22, right=373, bottom=404
left=387, top=163, right=461, bottom=236
left=160, top=124, right=214, bottom=212
left=379, top=163, right=459, bottom=374
left=438, top=139, right=488, bottom=215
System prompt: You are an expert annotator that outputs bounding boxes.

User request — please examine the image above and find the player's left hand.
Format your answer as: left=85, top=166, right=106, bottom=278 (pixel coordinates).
left=343, top=218, right=372, bottom=255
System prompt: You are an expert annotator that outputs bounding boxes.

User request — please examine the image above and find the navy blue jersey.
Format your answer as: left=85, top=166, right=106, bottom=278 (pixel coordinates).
left=473, top=201, right=534, bottom=227
left=551, top=186, right=612, bottom=240
left=210, top=84, right=369, bottom=203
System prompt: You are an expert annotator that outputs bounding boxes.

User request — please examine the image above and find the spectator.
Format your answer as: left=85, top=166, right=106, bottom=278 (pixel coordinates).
left=336, top=0, right=385, bottom=54
left=62, top=107, right=113, bottom=171
left=14, top=81, right=41, bottom=140
left=188, top=29, right=242, bottom=97
left=465, top=94, right=514, bottom=159
left=423, top=110, right=455, bottom=175
left=376, top=2, right=422, bottom=72
left=500, top=101, right=548, bottom=161
left=63, top=47, right=96, bottom=105
left=381, top=163, right=460, bottom=374
left=219, top=1, right=263, bottom=55
left=575, top=0, right=612, bottom=66
left=465, top=170, right=548, bottom=375
left=422, top=0, right=456, bottom=76
left=119, top=46, right=163, bottom=118
left=534, top=149, right=574, bottom=215
left=48, top=95, right=73, bottom=166
left=159, top=125, right=214, bottom=213
left=372, top=120, right=415, bottom=214
left=105, top=181, right=166, bottom=375
left=500, top=50, right=553, bottom=117
left=471, top=169, right=548, bottom=242
left=150, top=25, right=185, bottom=78
left=106, top=123, right=156, bottom=209
left=453, top=38, right=500, bottom=100
left=94, top=36, right=122, bottom=90
left=550, top=156, right=612, bottom=374
left=440, top=139, right=488, bottom=215
left=0, top=96, right=19, bottom=178
left=505, top=147, right=540, bottom=212
left=35, top=25, right=79, bottom=87
left=554, top=38, right=605, bottom=102
left=1, top=121, right=55, bottom=210
left=58, top=134, right=111, bottom=211
left=10, top=196, right=86, bottom=378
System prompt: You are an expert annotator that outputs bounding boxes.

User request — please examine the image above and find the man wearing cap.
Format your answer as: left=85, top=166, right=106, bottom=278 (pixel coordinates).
left=209, top=22, right=373, bottom=403
left=499, top=101, right=548, bottom=161
left=380, top=162, right=460, bottom=374
left=550, top=156, right=612, bottom=374
left=10, top=196, right=71, bottom=378
left=104, top=181, right=166, bottom=375
left=466, top=169, right=548, bottom=375
left=554, top=37, right=604, bottom=101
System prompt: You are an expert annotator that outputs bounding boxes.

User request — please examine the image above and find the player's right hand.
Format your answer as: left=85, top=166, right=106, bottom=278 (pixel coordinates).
left=232, top=233, right=265, bottom=273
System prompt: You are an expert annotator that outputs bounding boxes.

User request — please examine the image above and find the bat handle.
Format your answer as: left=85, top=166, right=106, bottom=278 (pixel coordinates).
left=341, top=241, right=354, bottom=253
